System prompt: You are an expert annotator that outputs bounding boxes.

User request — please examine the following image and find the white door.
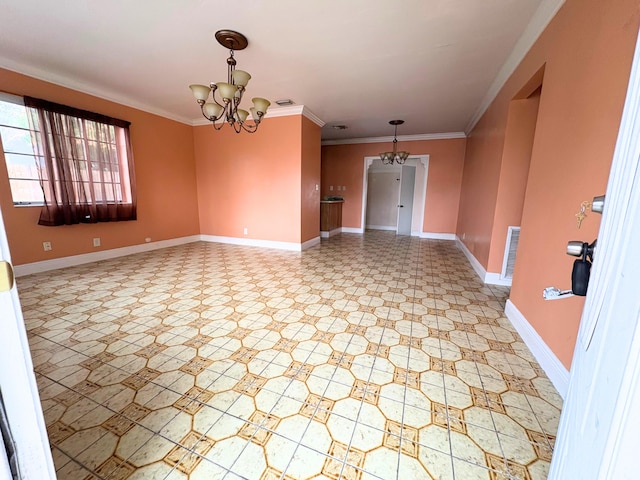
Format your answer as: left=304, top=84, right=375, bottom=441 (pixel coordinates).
left=549, top=29, right=640, bottom=479
left=0, top=205, right=56, bottom=479
left=396, top=165, right=415, bottom=235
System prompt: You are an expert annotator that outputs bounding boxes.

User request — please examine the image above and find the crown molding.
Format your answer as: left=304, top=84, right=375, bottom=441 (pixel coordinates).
left=0, top=57, right=193, bottom=125
left=464, top=0, right=566, bottom=134
left=192, top=104, right=325, bottom=128
left=321, top=132, right=466, bottom=146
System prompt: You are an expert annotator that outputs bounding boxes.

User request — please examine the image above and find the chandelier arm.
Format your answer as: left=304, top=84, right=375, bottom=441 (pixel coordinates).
left=239, top=120, right=258, bottom=133
left=231, top=120, right=242, bottom=133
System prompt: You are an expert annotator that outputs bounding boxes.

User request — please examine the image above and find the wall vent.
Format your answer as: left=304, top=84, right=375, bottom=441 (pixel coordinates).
left=501, top=226, right=521, bottom=280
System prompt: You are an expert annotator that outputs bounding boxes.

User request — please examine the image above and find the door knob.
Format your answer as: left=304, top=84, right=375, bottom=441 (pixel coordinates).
left=397, top=205, right=404, bottom=208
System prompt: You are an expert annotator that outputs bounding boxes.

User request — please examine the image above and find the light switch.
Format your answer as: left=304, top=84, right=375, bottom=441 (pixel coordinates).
left=342, top=186, right=347, bottom=191
left=330, top=186, right=333, bottom=191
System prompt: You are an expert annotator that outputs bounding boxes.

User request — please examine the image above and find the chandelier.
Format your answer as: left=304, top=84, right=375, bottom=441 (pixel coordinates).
left=189, top=30, right=270, bottom=133
left=380, top=120, right=410, bottom=164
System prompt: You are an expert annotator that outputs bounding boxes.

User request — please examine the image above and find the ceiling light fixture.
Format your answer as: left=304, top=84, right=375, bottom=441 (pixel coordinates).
left=189, top=30, right=270, bottom=133
left=380, top=120, right=409, bottom=165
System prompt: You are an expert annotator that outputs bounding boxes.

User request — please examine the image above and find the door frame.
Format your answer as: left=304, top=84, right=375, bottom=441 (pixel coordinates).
left=0, top=205, right=56, bottom=479
left=360, top=155, right=429, bottom=234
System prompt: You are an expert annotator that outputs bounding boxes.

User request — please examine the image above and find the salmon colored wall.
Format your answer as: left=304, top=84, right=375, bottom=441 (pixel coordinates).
left=0, top=69, right=199, bottom=266
left=194, top=115, right=303, bottom=243
left=321, top=138, right=466, bottom=232
left=300, top=117, right=321, bottom=243
left=486, top=90, right=540, bottom=272
left=458, top=0, right=640, bottom=368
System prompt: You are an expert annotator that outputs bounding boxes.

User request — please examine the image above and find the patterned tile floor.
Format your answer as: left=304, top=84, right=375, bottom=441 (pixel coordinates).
left=19, top=232, right=562, bottom=480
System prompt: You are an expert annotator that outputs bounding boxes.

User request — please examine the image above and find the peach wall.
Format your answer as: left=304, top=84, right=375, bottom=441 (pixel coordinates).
left=301, top=117, right=321, bottom=243
left=458, top=0, right=640, bottom=368
left=321, top=138, right=466, bottom=232
left=486, top=90, right=540, bottom=273
left=194, top=115, right=304, bottom=243
left=0, top=68, right=200, bottom=266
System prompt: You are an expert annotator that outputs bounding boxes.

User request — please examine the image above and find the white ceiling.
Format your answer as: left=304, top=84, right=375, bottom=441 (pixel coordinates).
left=0, top=0, right=549, bottom=140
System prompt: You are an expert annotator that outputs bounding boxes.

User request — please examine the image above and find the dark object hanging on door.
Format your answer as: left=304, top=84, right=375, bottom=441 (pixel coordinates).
left=567, top=240, right=596, bottom=296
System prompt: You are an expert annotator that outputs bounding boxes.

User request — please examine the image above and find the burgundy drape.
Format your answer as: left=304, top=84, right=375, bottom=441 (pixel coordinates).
left=24, top=96, right=137, bottom=226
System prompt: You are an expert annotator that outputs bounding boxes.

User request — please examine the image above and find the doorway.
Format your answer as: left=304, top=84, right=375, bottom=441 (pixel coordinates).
left=361, top=155, right=429, bottom=235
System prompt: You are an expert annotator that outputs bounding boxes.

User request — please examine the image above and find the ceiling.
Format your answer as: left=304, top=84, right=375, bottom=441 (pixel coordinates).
left=0, top=0, right=547, bottom=140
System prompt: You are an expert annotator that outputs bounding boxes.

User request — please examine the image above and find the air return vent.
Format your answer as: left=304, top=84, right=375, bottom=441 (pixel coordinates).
left=501, top=226, right=521, bottom=280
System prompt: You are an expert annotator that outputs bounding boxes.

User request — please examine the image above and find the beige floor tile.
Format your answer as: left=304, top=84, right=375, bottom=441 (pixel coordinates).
left=23, top=233, right=562, bottom=479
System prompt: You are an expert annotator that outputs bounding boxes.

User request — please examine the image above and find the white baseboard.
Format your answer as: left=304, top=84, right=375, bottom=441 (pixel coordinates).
left=320, top=228, right=342, bottom=238
left=366, top=225, right=397, bottom=231
left=200, top=235, right=305, bottom=252
left=301, top=236, right=321, bottom=250
left=341, top=227, right=363, bottom=234
left=505, top=299, right=569, bottom=398
left=456, top=236, right=488, bottom=281
left=455, top=236, right=511, bottom=286
left=417, top=232, right=457, bottom=240
left=14, top=235, right=201, bottom=277
left=485, top=272, right=513, bottom=286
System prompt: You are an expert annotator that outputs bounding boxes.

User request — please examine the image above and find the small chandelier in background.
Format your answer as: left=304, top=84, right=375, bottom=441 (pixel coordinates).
left=189, top=30, right=270, bottom=133
left=380, top=120, right=410, bottom=165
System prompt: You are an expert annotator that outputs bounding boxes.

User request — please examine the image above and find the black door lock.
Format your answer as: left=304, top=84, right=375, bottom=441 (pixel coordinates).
left=566, top=240, right=596, bottom=296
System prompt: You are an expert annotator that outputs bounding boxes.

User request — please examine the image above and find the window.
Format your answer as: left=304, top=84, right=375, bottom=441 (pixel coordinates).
left=0, top=94, right=137, bottom=225
left=0, top=95, right=44, bottom=204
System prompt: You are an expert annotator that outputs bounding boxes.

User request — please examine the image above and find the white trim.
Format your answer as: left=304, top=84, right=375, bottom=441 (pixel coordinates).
left=485, top=272, right=513, bottom=286
left=366, top=225, right=397, bottom=231
left=200, top=234, right=304, bottom=252
left=340, top=227, right=362, bottom=234
left=455, top=236, right=511, bottom=285
left=361, top=156, right=429, bottom=238
left=465, top=0, right=566, bottom=133
left=0, top=59, right=193, bottom=125
left=456, top=236, right=488, bottom=281
left=300, top=106, right=325, bottom=127
left=13, top=235, right=201, bottom=277
left=193, top=105, right=325, bottom=128
left=416, top=232, right=457, bottom=240
left=301, top=236, right=321, bottom=250
left=0, top=59, right=329, bottom=128
left=320, top=227, right=343, bottom=238
left=505, top=299, right=569, bottom=398
left=321, top=132, right=466, bottom=146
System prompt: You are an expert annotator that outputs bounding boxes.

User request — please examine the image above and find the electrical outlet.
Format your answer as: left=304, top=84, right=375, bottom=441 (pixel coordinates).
left=329, top=186, right=333, bottom=191
left=145, top=237, right=151, bottom=243
left=243, top=227, right=248, bottom=236
left=43, top=241, right=52, bottom=251
left=93, top=237, right=101, bottom=247
left=342, top=185, right=346, bottom=191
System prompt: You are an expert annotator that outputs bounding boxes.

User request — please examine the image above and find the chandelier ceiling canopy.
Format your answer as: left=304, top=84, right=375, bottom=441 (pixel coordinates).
left=189, top=30, right=270, bottom=133
left=380, top=120, right=410, bottom=165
